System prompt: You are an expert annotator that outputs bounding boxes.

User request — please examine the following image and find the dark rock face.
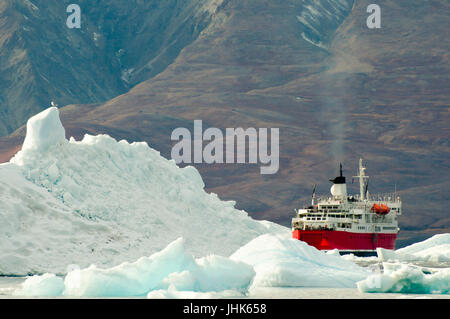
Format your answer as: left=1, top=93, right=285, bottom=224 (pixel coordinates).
left=0, top=0, right=448, bottom=247
left=297, top=0, right=354, bottom=46
left=0, top=0, right=216, bottom=135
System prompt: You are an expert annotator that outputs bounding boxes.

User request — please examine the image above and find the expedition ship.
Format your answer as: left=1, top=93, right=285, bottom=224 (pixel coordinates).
left=292, top=159, right=401, bottom=256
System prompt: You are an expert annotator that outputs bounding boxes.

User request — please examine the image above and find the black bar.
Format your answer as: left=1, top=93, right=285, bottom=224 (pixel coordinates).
left=0, top=298, right=446, bottom=318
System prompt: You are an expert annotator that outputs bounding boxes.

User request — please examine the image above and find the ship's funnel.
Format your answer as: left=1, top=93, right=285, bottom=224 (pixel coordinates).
left=330, top=163, right=347, bottom=197
left=329, top=163, right=346, bottom=184
left=330, top=184, right=347, bottom=197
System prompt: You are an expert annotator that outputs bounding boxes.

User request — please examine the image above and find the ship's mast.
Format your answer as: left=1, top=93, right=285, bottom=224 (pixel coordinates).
left=311, top=184, right=317, bottom=206
left=353, top=158, right=369, bottom=201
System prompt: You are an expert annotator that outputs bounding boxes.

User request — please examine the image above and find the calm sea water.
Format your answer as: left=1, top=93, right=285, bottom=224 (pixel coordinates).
left=247, top=287, right=450, bottom=299
left=1, top=277, right=449, bottom=299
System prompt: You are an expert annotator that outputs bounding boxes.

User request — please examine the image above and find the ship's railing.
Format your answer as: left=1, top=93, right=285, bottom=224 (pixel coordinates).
left=349, top=193, right=401, bottom=203
left=366, top=193, right=401, bottom=203
left=292, top=218, right=335, bottom=231
left=297, top=192, right=401, bottom=209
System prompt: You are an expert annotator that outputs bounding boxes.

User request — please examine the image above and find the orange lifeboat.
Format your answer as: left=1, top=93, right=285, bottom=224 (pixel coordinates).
left=371, top=203, right=381, bottom=213
left=380, top=204, right=390, bottom=214
left=371, top=203, right=390, bottom=215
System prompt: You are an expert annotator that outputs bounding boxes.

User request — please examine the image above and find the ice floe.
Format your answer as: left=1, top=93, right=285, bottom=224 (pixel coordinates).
left=357, top=262, right=450, bottom=294
left=231, top=234, right=368, bottom=289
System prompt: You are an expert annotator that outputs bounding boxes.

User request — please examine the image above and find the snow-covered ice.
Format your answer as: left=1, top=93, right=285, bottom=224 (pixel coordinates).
left=15, top=235, right=370, bottom=297
left=377, top=234, right=450, bottom=263
left=1, top=107, right=286, bottom=275
left=13, top=273, right=64, bottom=297
left=10, top=226, right=450, bottom=297
left=397, top=234, right=450, bottom=255
left=19, top=107, right=66, bottom=155
left=14, top=238, right=254, bottom=297
left=358, top=234, right=450, bottom=295
left=357, top=262, right=450, bottom=294
left=231, top=233, right=368, bottom=289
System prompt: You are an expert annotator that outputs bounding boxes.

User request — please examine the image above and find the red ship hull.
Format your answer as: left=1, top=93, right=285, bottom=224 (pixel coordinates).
left=292, top=229, right=397, bottom=252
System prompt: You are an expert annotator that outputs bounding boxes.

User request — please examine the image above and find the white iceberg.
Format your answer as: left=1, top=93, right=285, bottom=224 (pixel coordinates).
left=15, top=234, right=375, bottom=297
left=377, top=234, right=450, bottom=263
left=398, top=234, right=450, bottom=255
left=357, top=262, right=450, bottom=294
left=20, top=106, right=66, bottom=154
left=231, top=233, right=368, bottom=289
left=1, top=107, right=286, bottom=275
left=360, top=234, right=450, bottom=295
left=13, top=273, right=64, bottom=297
left=15, top=238, right=255, bottom=297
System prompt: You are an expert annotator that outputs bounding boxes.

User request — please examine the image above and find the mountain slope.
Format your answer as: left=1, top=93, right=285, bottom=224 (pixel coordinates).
left=0, top=0, right=220, bottom=135
left=0, top=0, right=122, bottom=135
left=0, top=0, right=449, bottom=247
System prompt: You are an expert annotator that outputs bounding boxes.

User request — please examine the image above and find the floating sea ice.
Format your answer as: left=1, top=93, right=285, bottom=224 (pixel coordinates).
left=63, top=238, right=194, bottom=297
left=378, top=234, right=450, bottom=263
left=159, top=254, right=255, bottom=293
left=357, top=262, right=450, bottom=294
left=397, top=234, right=450, bottom=255
left=231, top=233, right=368, bottom=289
left=13, top=273, right=64, bottom=297
left=14, top=238, right=255, bottom=297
